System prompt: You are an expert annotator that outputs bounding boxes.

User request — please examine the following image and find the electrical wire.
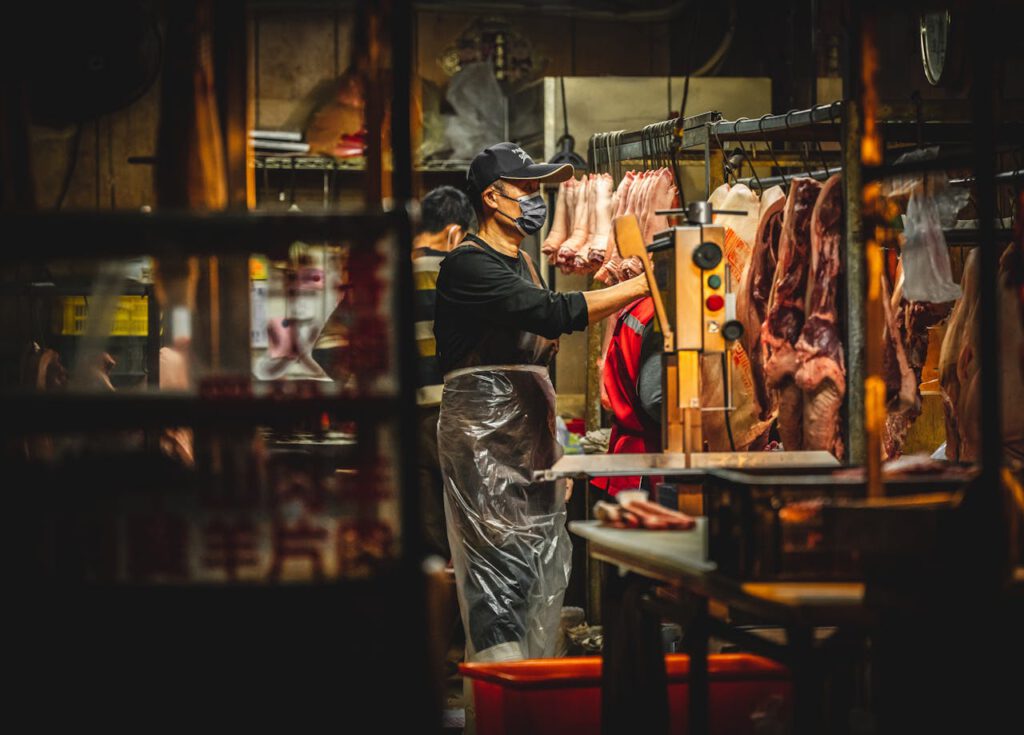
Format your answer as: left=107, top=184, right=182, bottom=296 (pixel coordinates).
left=55, top=122, right=84, bottom=210
left=669, top=4, right=701, bottom=208
left=721, top=351, right=736, bottom=452
left=691, top=0, right=738, bottom=76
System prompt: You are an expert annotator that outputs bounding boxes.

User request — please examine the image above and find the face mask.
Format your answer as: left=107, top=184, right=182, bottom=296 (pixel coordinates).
left=496, top=191, right=547, bottom=236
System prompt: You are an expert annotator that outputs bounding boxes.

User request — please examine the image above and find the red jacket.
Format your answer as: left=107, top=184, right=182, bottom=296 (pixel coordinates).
left=593, top=297, right=662, bottom=496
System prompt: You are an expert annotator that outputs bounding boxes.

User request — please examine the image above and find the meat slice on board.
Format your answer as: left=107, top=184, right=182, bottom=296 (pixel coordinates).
left=738, top=185, right=785, bottom=421
left=794, top=174, right=846, bottom=458
left=761, top=177, right=822, bottom=451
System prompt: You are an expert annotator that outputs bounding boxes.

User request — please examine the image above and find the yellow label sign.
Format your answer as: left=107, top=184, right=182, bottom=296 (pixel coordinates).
left=250, top=256, right=268, bottom=281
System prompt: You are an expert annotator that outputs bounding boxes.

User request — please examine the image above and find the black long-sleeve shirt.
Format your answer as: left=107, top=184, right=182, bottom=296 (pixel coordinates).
left=434, top=235, right=589, bottom=375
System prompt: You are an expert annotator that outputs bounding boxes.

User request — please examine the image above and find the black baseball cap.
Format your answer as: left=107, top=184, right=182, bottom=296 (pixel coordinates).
left=467, top=142, right=574, bottom=198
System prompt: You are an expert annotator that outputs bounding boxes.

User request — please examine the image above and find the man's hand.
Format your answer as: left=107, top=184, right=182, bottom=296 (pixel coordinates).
left=582, top=273, right=651, bottom=323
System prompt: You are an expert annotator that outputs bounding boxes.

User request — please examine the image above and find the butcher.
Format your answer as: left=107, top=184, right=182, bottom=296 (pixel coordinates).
left=434, top=142, right=650, bottom=661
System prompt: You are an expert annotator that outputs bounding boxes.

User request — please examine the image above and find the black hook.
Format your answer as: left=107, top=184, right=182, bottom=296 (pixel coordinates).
left=712, top=124, right=732, bottom=184
left=616, top=130, right=621, bottom=178
left=661, top=122, right=670, bottom=169
left=655, top=123, right=663, bottom=169
left=288, top=158, right=297, bottom=207
left=734, top=114, right=752, bottom=137
left=735, top=138, right=763, bottom=194
left=647, top=124, right=656, bottom=170
left=610, top=130, right=618, bottom=182
left=659, top=123, right=667, bottom=169
left=759, top=114, right=788, bottom=188
left=652, top=124, right=658, bottom=170
left=828, top=100, right=841, bottom=126
left=731, top=118, right=762, bottom=193
left=648, top=124, right=655, bottom=171
left=261, top=158, right=271, bottom=206
left=798, top=142, right=813, bottom=177
left=641, top=124, right=649, bottom=171
left=603, top=131, right=610, bottom=180
left=659, top=124, right=665, bottom=169
left=813, top=137, right=831, bottom=178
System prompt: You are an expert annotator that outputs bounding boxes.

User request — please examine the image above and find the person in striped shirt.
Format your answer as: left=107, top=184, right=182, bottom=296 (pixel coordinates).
left=413, top=185, right=477, bottom=559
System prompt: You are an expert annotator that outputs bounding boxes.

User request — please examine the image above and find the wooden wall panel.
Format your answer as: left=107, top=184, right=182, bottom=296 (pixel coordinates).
left=254, top=9, right=346, bottom=131
left=27, top=45, right=161, bottom=212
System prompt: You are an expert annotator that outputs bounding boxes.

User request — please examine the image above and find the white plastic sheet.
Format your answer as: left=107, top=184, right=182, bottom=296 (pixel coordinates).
left=438, top=365, right=572, bottom=661
left=444, top=62, right=506, bottom=161
left=900, top=183, right=967, bottom=303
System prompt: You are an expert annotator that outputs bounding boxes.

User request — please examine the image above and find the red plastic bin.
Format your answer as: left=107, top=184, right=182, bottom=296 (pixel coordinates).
left=460, top=654, right=791, bottom=735
left=565, top=418, right=586, bottom=436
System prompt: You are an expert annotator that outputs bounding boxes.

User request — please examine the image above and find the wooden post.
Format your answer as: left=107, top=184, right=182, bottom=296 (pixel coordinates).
left=212, top=0, right=252, bottom=375
left=858, top=13, right=885, bottom=498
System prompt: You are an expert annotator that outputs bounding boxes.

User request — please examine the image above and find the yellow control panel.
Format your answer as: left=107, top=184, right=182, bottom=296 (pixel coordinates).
left=672, top=223, right=727, bottom=354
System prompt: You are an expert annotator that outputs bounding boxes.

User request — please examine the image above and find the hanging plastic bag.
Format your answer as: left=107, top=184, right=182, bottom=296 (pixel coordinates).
left=879, top=146, right=966, bottom=303
left=880, top=146, right=940, bottom=199
left=444, top=61, right=506, bottom=161
left=900, top=182, right=967, bottom=303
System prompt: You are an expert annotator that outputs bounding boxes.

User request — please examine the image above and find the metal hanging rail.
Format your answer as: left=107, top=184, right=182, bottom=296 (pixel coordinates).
left=589, top=112, right=722, bottom=165
left=736, top=166, right=1024, bottom=192
left=591, top=100, right=1023, bottom=195
left=708, top=101, right=844, bottom=139
left=592, top=101, right=1024, bottom=163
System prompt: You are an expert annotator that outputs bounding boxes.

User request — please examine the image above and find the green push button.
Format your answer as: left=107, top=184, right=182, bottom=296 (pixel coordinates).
left=707, top=274, right=722, bottom=289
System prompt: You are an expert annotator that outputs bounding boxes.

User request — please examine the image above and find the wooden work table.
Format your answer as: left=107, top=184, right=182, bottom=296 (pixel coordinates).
left=570, top=520, right=872, bottom=735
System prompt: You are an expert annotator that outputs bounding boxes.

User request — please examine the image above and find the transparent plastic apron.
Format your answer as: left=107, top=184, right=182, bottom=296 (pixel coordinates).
left=437, top=244, right=571, bottom=662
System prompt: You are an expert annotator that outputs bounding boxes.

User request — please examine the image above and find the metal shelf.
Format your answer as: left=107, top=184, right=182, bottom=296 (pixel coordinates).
left=0, top=210, right=406, bottom=261
left=254, top=154, right=470, bottom=173
left=255, top=155, right=364, bottom=171
left=0, top=392, right=400, bottom=433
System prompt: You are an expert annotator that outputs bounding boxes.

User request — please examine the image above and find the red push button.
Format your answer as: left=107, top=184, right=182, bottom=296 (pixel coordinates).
left=705, top=294, right=725, bottom=312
